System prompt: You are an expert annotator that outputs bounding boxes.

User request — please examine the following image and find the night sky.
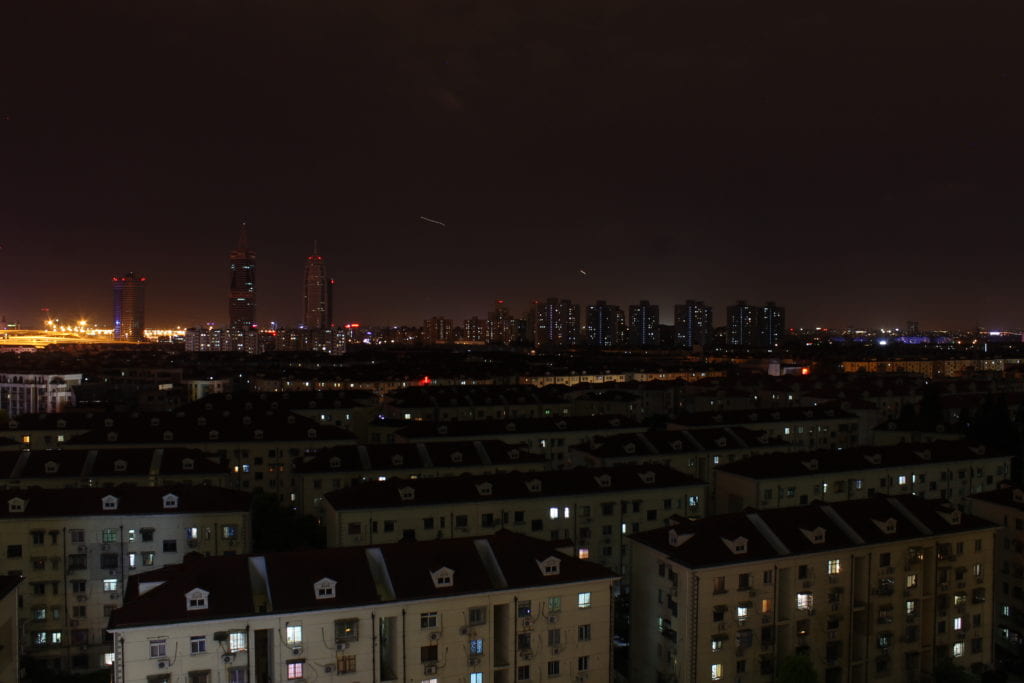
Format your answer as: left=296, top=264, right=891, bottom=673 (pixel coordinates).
left=3, top=0, right=1023, bottom=330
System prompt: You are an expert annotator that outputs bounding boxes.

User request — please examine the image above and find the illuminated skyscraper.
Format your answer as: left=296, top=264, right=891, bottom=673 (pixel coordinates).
left=674, top=300, right=713, bottom=348
left=112, top=272, right=146, bottom=341
left=229, top=224, right=256, bottom=328
left=303, top=243, right=332, bottom=329
left=727, top=300, right=785, bottom=348
left=628, top=300, right=660, bottom=347
left=726, top=300, right=758, bottom=347
left=585, top=300, right=625, bottom=347
left=533, top=298, right=580, bottom=347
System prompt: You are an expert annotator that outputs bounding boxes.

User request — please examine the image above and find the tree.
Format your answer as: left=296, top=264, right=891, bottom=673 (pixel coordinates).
left=932, top=657, right=979, bottom=683
left=774, top=654, right=818, bottom=683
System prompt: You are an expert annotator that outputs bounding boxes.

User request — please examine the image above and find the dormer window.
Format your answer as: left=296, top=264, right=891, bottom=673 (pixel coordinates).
left=536, top=556, right=561, bottom=577
left=937, top=507, right=963, bottom=526
left=182, top=458, right=195, bottom=471
left=114, top=459, right=128, bottom=472
left=163, top=430, right=174, bottom=441
left=801, top=527, right=827, bottom=544
left=8, top=497, right=26, bottom=513
left=44, top=461, right=59, bottom=474
left=242, top=415, right=252, bottom=426
left=525, top=479, right=542, bottom=493
left=253, top=429, right=264, bottom=440
left=185, top=588, right=209, bottom=611
left=802, top=459, right=819, bottom=472
left=107, top=431, right=118, bottom=443
left=475, top=482, right=493, bottom=496
left=865, top=454, right=882, bottom=465
left=638, top=471, right=656, bottom=485
left=668, top=528, right=693, bottom=547
left=391, top=455, right=404, bottom=467
left=307, top=428, right=317, bottom=439
left=314, top=577, right=337, bottom=600
left=1014, top=489, right=1024, bottom=504
left=872, top=518, right=898, bottom=535
left=915, top=449, right=932, bottom=461
left=104, top=418, right=114, bottom=428
left=508, top=449, right=520, bottom=460
left=329, top=456, right=341, bottom=469
left=56, top=419, right=66, bottom=428
left=208, top=430, right=219, bottom=440
left=623, top=443, right=636, bottom=454
left=722, top=536, right=748, bottom=555
left=594, top=474, right=612, bottom=488
left=450, top=451, right=463, bottom=463
left=149, top=417, right=161, bottom=427
left=505, top=422, right=517, bottom=432
left=714, top=437, right=728, bottom=448
left=437, top=425, right=448, bottom=435
left=670, top=440, right=683, bottom=451
left=430, top=566, right=455, bottom=588
left=398, top=487, right=415, bottom=501
left=102, top=495, right=119, bottom=511
left=163, top=494, right=179, bottom=509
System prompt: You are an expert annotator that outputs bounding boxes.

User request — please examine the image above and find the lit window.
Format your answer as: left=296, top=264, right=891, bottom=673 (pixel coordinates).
left=549, top=507, right=559, bottom=520
left=796, top=593, right=813, bottom=611
left=287, top=661, right=304, bottom=679
left=548, top=596, right=561, bottom=612
left=103, top=653, right=115, bottom=666
left=286, top=625, right=303, bottom=645
left=736, top=605, right=749, bottom=623
left=563, top=506, right=570, bottom=519
left=711, top=663, right=723, bottom=680
left=103, top=579, right=118, bottom=592
left=578, top=592, right=592, bottom=609
left=470, top=674, right=483, bottom=683
left=953, top=642, right=964, bottom=658
left=470, top=639, right=484, bottom=655
left=191, top=636, right=207, bottom=655
left=229, top=631, right=247, bottom=652
left=827, top=559, right=841, bottom=575
left=906, top=574, right=918, bottom=589
left=577, top=548, right=589, bottom=560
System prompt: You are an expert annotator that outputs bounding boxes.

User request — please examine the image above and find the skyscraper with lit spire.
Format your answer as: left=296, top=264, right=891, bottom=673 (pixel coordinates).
left=303, top=242, right=332, bottom=329
left=229, top=223, right=256, bottom=328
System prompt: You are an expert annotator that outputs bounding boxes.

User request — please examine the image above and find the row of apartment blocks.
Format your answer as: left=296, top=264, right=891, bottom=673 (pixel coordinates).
left=0, top=486, right=251, bottom=671
left=99, top=493, right=1007, bottom=683
left=319, top=464, right=706, bottom=582
left=108, top=531, right=617, bottom=683
left=630, top=495, right=998, bottom=683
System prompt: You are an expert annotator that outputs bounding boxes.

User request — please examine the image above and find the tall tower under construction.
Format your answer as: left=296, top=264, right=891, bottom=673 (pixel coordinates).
left=229, top=224, right=257, bottom=328
left=303, top=242, right=332, bottom=329
left=112, top=272, right=146, bottom=341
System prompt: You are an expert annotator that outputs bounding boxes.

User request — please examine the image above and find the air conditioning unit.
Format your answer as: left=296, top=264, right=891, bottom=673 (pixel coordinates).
left=324, top=665, right=334, bottom=674
left=222, top=654, right=234, bottom=663
left=547, top=615, right=558, bottom=624
left=523, top=618, right=533, bottom=628
left=157, top=659, right=170, bottom=669
left=336, top=642, right=350, bottom=651
left=521, top=651, right=533, bottom=660
left=459, top=626, right=469, bottom=635
left=77, top=595, right=87, bottom=602
left=291, top=646, right=303, bottom=655
left=468, top=656, right=481, bottom=666
left=102, top=544, right=110, bottom=551
left=424, top=665, right=437, bottom=675
left=430, top=632, right=441, bottom=641
left=553, top=646, right=563, bottom=655
left=77, top=545, right=87, bottom=552
left=111, top=592, right=121, bottom=599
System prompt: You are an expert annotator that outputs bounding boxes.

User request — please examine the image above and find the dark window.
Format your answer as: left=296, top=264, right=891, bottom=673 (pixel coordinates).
left=163, top=540, right=178, bottom=553
left=420, top=645, right=438, bottom=663
left=100, top=554, right=118, bottom=570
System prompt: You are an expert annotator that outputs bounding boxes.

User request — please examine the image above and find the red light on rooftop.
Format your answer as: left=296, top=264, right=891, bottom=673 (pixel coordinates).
left=801, top=367, right=811, bottom=376
left=344, top=323, right=361, bottom=329
left=419, top=375, right=431, bottom=385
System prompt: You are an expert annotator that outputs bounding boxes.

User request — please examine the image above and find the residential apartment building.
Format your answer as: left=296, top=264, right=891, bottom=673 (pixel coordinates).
left=322, top=464, right=707, bottom=581
left=386, top=415, right=643, bottom=461
left=0, top=447, right=232, bottom=490
left=629, top=496, right=997, bottom=683
left=67, top=409, right=355, bottom=501
left=0, top=372, right=82, bottom=417
left=672, top=406, right=862, bottom=451
left=0, top=575, right=21, bottom=682
left=569, top=428, right=788, bottom=483
left=714, top=441, right=1011, bottom=513
left=0, top=486, right=251, bottom=673
left=382, top=385, right=571, bottom=423
left=967, top=486, right=1024, bottom=659
left=291, top=440, right=550, bottom=516
left=108, top=531, right=617, bottom=683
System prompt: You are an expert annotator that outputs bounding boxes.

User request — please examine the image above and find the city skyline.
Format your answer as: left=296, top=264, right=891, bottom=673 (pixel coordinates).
left=3, top=2, right=1023, bottom=330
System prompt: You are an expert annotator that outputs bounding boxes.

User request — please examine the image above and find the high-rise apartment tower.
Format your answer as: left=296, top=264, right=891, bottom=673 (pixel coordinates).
left=112, top=272, right=146, bottom=341
left=229, top=224, right=257, bottom=329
